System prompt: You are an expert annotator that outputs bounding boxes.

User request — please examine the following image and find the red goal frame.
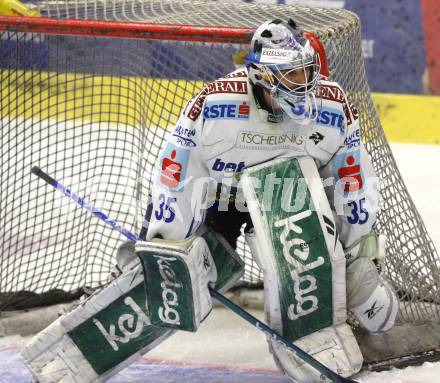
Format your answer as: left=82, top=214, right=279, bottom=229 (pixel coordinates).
left=0, top=15, right=329, bottom=76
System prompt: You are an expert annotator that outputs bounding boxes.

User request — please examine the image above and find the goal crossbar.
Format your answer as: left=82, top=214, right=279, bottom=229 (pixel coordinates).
left=0, top=15, right=254, bottom=42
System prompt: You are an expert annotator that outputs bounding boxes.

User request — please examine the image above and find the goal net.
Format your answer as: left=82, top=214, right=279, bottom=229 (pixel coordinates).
left=0, top=0, right=439, bottom=369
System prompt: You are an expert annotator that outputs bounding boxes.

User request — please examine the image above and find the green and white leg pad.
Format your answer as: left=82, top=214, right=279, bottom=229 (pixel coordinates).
left=22, top=228, right=243, bottom=383
left=241, top=157, right=363, bottom=382
left=21, top=262, right=172, bottom=383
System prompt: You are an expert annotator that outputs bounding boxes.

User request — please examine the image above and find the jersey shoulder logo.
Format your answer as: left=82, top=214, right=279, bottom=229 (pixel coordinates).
left=344, top=128, right=361, bottom=149
left=186, top=80, right=248, bottom=121
left=316, top=82, right=345, bottom=104
left=223, top=70, right=248, bottom=78
left=316, top=81, right=358, bottom=128
left=315, top=107, right=345, bottom=133
left=159, top=143, right=190, bottom=192
left=172, top=125, right=197, bottom=148
left=343, top=102, right=360, bottom=126
left=332, top=150, right=364, bottom=195
left=204, top=100, right=250, bottom=121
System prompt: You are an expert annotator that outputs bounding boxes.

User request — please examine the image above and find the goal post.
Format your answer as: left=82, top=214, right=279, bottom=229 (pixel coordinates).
left=0, top=0, right=439, bottom=369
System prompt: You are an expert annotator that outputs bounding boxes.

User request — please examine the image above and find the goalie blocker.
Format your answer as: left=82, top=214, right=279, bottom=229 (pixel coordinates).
left=241, top=157, right=365, bottom=381
left=21, top=226, right=244, bottom=383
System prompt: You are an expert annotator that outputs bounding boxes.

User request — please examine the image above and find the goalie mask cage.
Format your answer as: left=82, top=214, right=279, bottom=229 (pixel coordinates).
left=0, top=0, right=439, bottom=370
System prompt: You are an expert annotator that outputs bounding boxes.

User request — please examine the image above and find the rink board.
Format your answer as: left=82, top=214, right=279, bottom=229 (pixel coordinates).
left=2, top=69, right=439, bottom=145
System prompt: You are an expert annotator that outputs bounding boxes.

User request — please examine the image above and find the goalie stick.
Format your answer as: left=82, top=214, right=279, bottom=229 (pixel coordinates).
left=31, top=165, right=359, bottom=383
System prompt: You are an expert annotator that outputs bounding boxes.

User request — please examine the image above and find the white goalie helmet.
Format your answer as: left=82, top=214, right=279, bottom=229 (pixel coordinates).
left=246, top=19, right=321, bottom=122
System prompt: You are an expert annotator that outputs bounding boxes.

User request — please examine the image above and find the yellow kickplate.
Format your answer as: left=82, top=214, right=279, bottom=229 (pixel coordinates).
left=372, top=93, right=440, bottom=145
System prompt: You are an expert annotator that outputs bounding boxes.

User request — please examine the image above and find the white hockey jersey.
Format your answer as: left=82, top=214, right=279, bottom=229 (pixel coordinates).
left=146, top=69, right=379, bottom=249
